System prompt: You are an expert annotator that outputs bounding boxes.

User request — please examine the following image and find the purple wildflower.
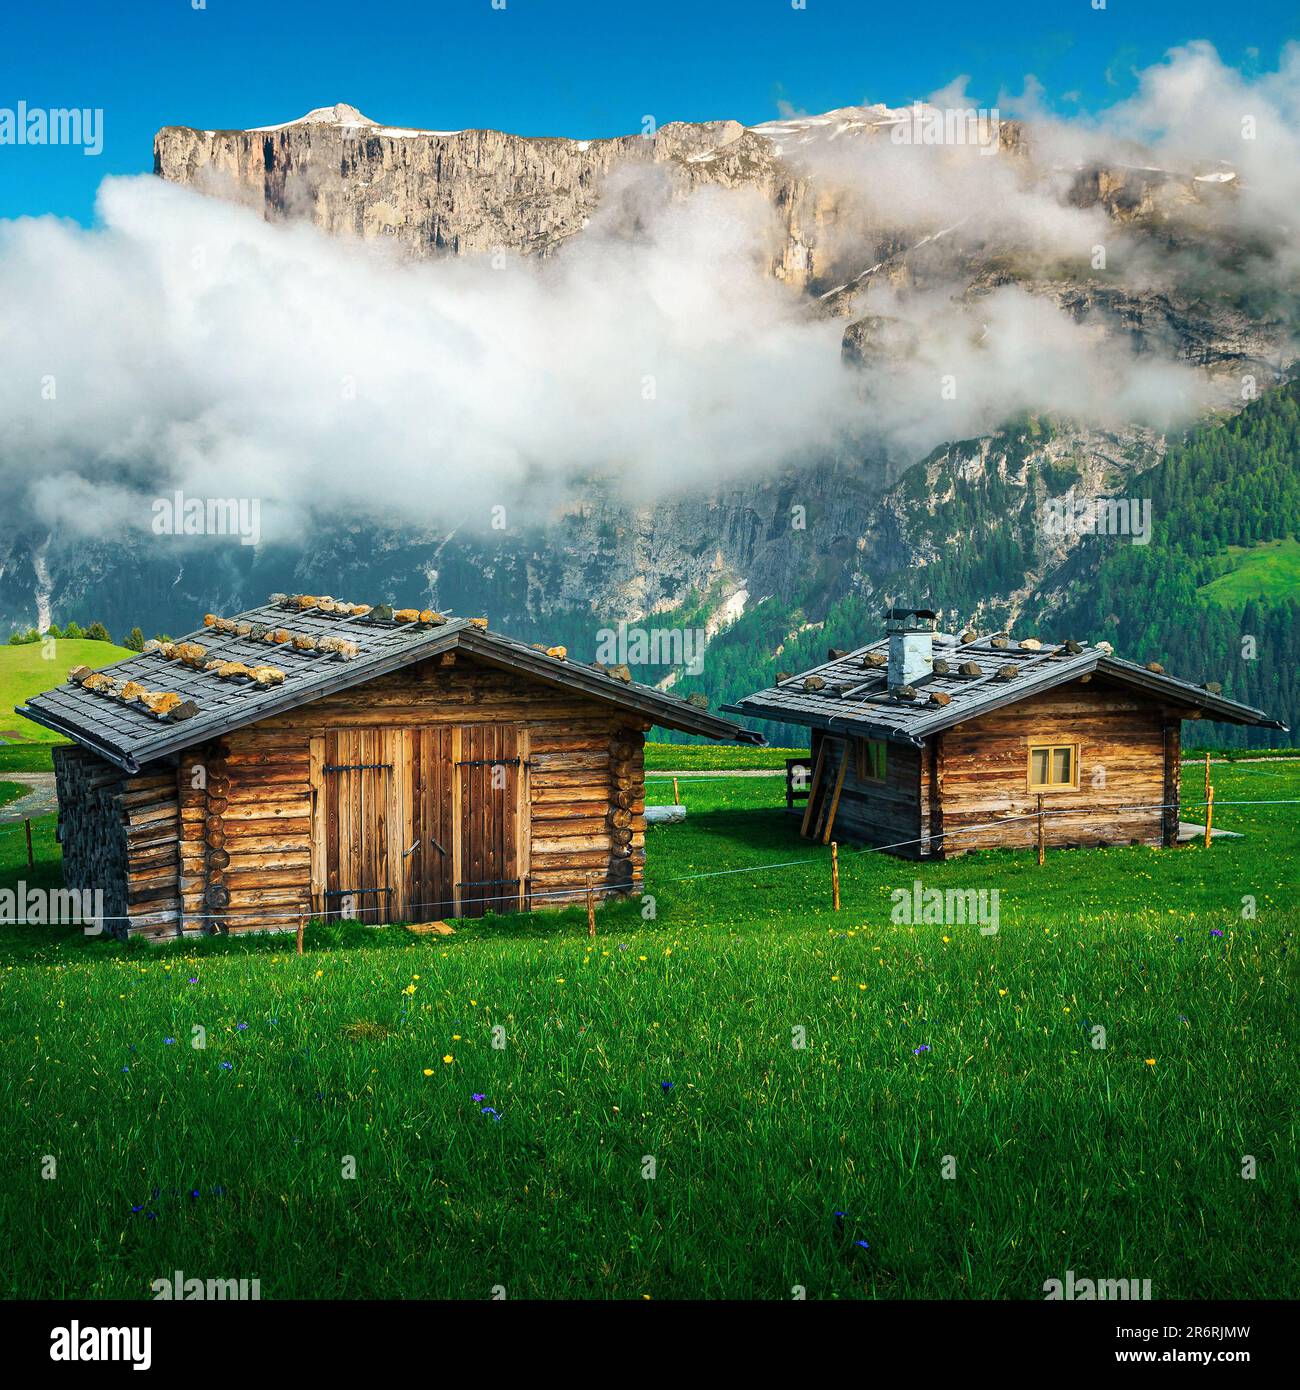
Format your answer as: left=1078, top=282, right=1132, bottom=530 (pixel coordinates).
left=913, top=1044, right=930, bottom=1055
left=471, top=1093, right=486, bottom=1103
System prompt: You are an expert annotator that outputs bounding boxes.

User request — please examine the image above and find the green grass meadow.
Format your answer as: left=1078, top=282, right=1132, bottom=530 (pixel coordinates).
left=0, top=757, right=1296, bottom=1300
left=644, top=740, right=805, bottom=770
left=1198, top=536, right=1300, bottom=607
left=0, top=638, right=135, bottom=744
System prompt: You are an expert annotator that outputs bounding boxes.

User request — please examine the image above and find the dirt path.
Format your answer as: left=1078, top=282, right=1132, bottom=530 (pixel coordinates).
left=0, top=772, right=57, bottom=824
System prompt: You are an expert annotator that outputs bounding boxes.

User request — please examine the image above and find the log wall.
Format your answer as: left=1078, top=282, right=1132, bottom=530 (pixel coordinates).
left=935, top=680, right=1178, bottom=855
left=160, top=651, right=647, bottom=933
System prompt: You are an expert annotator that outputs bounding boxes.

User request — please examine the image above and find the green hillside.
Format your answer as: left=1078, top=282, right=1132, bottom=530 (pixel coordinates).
left=654, top=382, right=1300, bottom=750
left=1199, top=537, right=1300, bottom=607
left=1026, top=379, right=1300, bottom=749
left=0, top=638, right=135, bottom=743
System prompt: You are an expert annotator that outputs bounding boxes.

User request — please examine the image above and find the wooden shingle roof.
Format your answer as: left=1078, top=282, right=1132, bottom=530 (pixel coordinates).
left=19, top=598, right=762, bottom=771
left=725, top=632, right=1286, bottom=746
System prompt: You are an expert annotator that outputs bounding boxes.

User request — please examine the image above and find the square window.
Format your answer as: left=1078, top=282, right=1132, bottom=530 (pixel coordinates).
left=1029, top=743, right=1078, bottom=790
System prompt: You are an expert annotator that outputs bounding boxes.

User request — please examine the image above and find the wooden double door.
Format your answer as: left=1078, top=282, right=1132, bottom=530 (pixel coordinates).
left=313, top=725, right=528, bottom=922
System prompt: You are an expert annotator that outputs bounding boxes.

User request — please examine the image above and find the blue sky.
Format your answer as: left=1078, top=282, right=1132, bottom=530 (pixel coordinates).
left=0, top=0, right=1293, bottom=223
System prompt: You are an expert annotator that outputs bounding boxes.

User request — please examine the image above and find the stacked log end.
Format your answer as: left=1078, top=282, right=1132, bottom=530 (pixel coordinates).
left=203, top=746, right=231, bottom=933
left=52, top=746, right=129, bottom=934
left=606, top=725, right=646, bottom=897
left=53, top=745, right=180, bottom=939
left=178, top=749, right=209, bottom=933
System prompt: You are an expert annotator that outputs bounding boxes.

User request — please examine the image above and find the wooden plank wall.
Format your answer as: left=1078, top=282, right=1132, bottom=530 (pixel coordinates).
left=816, top=732, right=924, bottom=855
left=408, top=726, right=455, bottom=919
left=321, top=728, right=397, bottom=923
left=122, top=651, right=648, bottom=933
left=1161, top=720, right=1181, bottom=848
left=936, top=681, right=1170, bottom=855
left=456, top=723, right=520, bottom=918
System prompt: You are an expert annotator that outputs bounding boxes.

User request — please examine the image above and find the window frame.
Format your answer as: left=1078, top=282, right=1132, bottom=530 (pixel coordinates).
left=1026, top=741, right=1080, bottom=792
left=856, top=737, right=888, bottom=784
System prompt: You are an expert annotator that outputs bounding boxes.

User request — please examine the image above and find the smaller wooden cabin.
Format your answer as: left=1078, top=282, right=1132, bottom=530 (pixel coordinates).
left=19, top=596, right=760, bottom=937
left=727, top=609, right=1285, bottom=858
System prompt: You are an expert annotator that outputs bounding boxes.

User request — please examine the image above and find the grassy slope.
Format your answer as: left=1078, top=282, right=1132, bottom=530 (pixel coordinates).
left=0, top=781, right=26, bottom=809
left=0, top=761, right=1295, bottom=1299
left=0, top=746, right=57, bottom=773
left=644, top=741, right=805, bottom=770
left=1199, top=537, right=1300, bottom=607
left=0, top=639, right=135, bottom=743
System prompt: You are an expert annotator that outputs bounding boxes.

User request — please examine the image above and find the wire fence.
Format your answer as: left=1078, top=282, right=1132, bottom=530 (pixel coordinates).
left=2, top=790, right=1295, bottom=929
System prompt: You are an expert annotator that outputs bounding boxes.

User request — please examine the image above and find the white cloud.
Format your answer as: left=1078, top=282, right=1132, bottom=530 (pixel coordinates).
left=0, top=171, right=859, bottom=542
left=1, top=42, right=1296, bottom=548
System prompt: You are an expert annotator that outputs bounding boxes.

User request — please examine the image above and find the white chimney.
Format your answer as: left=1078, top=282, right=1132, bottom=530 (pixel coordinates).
left=886, top=608, right=936, bottom=688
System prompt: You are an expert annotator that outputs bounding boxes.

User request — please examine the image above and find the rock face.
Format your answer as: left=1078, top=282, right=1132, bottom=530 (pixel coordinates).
left=153, top=100, right=1243, bottom=291
left=6, top=101, right=1287, bottom=683
left=154, top=99, right=1289, bottom=384
left=155, top=102, right=841, bottom=288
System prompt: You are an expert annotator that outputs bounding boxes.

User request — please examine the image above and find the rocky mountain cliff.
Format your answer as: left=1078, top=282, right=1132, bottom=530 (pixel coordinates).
left=4, top=101, right=1294, bottom=741
left=153, top=100, right=1256, bottom=303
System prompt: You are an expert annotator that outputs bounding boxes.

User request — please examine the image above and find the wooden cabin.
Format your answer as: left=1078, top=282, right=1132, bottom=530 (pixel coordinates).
left=19, top=596, right=759, bottom=937
left=727, top=609, right=1285, bottom=858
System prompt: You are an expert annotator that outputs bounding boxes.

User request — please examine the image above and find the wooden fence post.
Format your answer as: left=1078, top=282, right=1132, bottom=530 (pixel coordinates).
left=831, top=840, right=840, bottom=911
left=25, top=818, right=34, bottom=870
left=586, top=875, right=596, bottom=938
left=1204, top=785, right=1214, bottom=849
left=672, top=776, right=680, bottom=806
left=1204, top=750, right=1211, bottom=805
left=296, top=914, right=305, bottom=955
left=1036, top=795, right=1045, bottom=866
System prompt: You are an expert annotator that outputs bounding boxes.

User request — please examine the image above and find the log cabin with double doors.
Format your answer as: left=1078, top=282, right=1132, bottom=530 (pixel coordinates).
left=726, top=608, right=1286, bottom=859
left=19, top=595, right=761, bottom=938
